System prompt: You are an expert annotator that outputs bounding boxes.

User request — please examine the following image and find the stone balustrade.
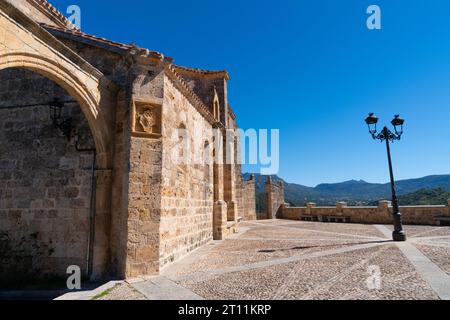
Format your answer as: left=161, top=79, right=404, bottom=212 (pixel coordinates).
left=281, top=200, right=450, bottom=226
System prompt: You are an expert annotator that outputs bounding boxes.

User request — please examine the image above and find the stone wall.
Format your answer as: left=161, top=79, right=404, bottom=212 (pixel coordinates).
left=281, top=201, right=450, bottom=226
left=158, top=75, right=215, bottom=269
left=242, top=175, right=257, bottom=221
left=0, top=68, right=94, bottom=282
left=265, top=177, right=285, bottom=219
left=1, top=0, right=246, bottom=281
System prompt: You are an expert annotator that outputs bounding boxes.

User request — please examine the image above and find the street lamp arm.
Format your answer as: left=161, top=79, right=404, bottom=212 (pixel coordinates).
left=370, top=127, right=402, bottom=142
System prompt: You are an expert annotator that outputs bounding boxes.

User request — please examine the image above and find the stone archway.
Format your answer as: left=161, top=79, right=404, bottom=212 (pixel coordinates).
left=0, top=2, right=116, bottom=166
left=0, top=2, right=117, bottom=280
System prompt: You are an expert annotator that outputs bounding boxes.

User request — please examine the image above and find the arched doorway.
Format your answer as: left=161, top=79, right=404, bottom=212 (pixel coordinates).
left=0, top=67, right=106, bottom=288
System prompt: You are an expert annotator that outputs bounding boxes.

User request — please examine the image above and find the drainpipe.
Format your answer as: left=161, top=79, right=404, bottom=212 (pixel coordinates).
left=75, top=136, right=97, bottom=280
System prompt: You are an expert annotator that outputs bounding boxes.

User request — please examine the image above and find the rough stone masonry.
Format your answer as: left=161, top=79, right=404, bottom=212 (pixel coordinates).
left=0, top=0, right=256, bottom=283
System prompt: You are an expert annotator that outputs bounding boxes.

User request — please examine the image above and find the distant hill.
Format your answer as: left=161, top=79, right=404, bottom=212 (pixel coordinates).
left=397, top=188, right=450, bottom=206
left=367, top=188, right=450, bottom=206
left=243, top=173, right=450, bottom=207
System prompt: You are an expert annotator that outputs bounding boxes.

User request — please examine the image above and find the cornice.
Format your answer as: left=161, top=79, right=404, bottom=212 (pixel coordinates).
left=165, top=64, right=223, bottom=128
left=172, top=64, right=230, bottom=80
left=26, top=0, right=76, bottom=29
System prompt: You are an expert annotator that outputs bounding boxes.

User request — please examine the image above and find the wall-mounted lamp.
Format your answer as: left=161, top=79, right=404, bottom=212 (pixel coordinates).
left=49, top=98, right=73, bottom=141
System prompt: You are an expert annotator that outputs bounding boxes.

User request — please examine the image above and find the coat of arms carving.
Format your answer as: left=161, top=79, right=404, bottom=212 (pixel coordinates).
left=132, top=100, right=162, bottom=138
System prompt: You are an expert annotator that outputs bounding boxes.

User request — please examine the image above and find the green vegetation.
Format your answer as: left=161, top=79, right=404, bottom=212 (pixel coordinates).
left=397, top=188, right=450, bottom=206
left=91, top=284, right=119, bottom=300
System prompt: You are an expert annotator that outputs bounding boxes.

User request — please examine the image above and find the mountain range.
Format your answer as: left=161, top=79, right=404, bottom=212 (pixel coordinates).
left=243, top=173, right=450, bottom=207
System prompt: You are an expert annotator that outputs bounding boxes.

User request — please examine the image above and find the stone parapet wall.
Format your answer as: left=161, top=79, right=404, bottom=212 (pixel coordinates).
left=281, top=201, right=450, bottom=226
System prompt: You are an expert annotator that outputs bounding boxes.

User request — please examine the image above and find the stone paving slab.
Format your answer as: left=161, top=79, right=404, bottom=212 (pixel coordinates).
left=376, top=225, right=450, bottom=300
left=413, top=244, right=450, bottom=276
left=55, top=281, right=123, bottom=300
left=396, top=242, right=450, bottom=300
left=132, top=277, right=204, bottom=300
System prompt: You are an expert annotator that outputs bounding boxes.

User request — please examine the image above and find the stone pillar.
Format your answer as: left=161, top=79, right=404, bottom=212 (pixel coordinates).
left=378, top=200, right=391, bottom=223
left=447, top=199, right=450, bottom=215
left=336, top=202, right=347, bottom=214
left=213, top=200, right=228, bottom=240
left=378, top=200, right=391, bottom=211
left=91, top=169, right=112, bottom=280
left=227, top=201, right=237, bottom=223
left=223, top=129, right=237, bottom=223
left=212, top=128, right=227, bottom=239
left=306, top=202, right=316, bottom=215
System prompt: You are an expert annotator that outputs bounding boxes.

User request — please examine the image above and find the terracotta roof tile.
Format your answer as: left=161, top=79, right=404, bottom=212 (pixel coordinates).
left=172, top=64, right=230, bottom=80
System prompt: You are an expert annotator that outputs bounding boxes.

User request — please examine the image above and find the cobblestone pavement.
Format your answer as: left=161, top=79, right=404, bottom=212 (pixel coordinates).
left=126, top=220, right=450, bottom=300
left=98, top=283, right=146, bottom=300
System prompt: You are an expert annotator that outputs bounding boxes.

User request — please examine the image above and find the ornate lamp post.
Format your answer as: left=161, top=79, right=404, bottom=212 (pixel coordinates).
left=365, top=113, right=407, bottom=241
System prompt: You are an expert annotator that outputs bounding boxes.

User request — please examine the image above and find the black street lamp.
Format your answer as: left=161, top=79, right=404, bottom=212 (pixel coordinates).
left=365, top=113, right=407, bottom=242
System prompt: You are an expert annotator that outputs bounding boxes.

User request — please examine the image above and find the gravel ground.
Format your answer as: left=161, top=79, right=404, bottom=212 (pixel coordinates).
left=167, top=239, right=350, bottom=277
left=177, top=244, right=438, bottom=300
left=97, top=283, right=146, bottom=300
left=239, top=226, right=377, bottom=241
left=104, top=221, right=450, bottom=300
left=276, top=221, right=387, bottom=238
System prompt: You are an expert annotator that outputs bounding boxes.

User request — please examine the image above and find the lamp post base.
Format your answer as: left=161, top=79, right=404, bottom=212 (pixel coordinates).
left=393, top=231, right=407, bottom=242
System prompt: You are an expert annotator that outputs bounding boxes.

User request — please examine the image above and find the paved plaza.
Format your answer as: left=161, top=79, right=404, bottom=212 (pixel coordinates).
left=97, top=220, right=450, bottom=300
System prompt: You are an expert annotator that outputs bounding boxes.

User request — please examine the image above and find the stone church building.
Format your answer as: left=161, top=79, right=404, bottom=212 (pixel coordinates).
left=0, top=0, right=256, bottom=283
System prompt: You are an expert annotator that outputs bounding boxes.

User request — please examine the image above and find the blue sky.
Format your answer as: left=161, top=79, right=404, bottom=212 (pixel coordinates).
left=52, top=0, right=450, bottom=186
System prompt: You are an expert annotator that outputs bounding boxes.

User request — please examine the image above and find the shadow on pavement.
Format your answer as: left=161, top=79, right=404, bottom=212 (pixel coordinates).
left=0, top=281, right=109, bottom=300
left=258, top=240, right=392, bottom=253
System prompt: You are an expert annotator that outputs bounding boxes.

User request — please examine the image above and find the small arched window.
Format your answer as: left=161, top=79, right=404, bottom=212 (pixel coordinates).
left=178, top=123, right=186, bottom=159
left=203, top=140, right=211, bottom=165
left=214, top=101, right=220, bottom=121
left=213, top=89, right=220, bottom=121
